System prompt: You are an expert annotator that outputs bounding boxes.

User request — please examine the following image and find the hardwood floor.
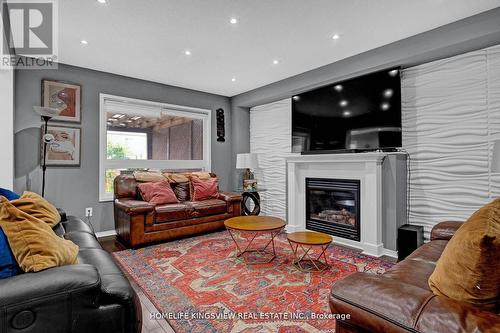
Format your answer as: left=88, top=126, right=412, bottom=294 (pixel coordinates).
left=99, top=236, right=175, bottom=333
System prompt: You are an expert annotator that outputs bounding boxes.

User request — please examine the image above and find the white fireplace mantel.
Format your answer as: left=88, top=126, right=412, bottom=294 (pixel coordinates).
left=286, top=152, right=407, bottom=257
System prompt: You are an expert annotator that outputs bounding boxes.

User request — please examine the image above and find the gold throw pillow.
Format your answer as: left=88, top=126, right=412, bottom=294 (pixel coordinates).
left=133, top=171, right=166, bottom=182
left=14, top=191, right=61, bottom=227
left=428, top=198, right=500, bottom=305
left=0, top=197, right=79, bottom=272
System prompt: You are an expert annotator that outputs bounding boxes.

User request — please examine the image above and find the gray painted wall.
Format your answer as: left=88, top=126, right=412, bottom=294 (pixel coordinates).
left=14, top=63, right=232, bottom=232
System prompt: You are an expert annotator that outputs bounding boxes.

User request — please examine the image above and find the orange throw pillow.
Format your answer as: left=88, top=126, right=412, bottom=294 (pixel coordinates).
left=191, top=177, right=219, bottom=201
left=428, top=198, right=500, bottom=306
left=137, top=180, right=179, bottom=205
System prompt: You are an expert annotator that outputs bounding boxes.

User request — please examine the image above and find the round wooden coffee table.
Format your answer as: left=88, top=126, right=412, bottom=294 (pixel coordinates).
left=224, top=216, right=286, bottom=264
left=287, top=231, right=332, bottom=272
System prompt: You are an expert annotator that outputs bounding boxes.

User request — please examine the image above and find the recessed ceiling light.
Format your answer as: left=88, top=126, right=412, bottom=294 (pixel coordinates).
left=381, top=102, right=390, bottom=111
left=97, top=0, right=107, bottom=3
left=334, top=84, right=343, bottom=92
left=343, top=110, right=351, bottom=117
left=229, top=17, right=238, bottom=24
left=184, top=50, right=191, bottom=56
left=388, top=69, right=399, bottom=77
left=332, top=34, right=340, bottom=40
left=80, top=40, right=88, bottom=45
left=273, top=59, right=280, bottom=65
left=292, top=96, right=300, bottom=101
left=383, top=89, right=394, bottom=98
left=231, top=77, right=236, bottom=82
left=339, top=100, right=349, bottom=107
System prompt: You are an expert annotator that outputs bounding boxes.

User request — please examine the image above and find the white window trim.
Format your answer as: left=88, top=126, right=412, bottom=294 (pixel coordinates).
left=99, top=93, right=212, bottom=202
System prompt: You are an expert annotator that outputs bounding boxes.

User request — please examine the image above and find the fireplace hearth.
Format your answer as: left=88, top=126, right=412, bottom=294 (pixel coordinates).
left=306, top=178, right=360, bottom=241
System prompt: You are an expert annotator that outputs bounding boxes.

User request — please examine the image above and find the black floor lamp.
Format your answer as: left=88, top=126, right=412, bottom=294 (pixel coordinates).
left=33, top=106, right=63, bottom=197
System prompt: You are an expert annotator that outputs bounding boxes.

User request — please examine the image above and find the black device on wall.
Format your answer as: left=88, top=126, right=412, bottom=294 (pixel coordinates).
left=216, top=108, right=225, bottom=142
left=397, top=224, right=424, bottom=261
left=292, top=68, right=402, bottom=154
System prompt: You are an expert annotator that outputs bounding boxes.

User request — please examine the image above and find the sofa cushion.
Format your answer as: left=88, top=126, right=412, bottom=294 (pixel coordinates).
left=155, top=203, right=190, bottom=223
left=64, top=232, right=101, bottom=249
left=191, top=177, right=219, bottom=201
left=137, top=180, right=178, bottom=205
left=406, top=239, right=448, bottom=263
left=330, top=272, right=435, bottom=332
left=61, top=216, right=95, bottom=234
left=429, top=198, right=500, bottom=306
left=0, top=197, right=79, bottom=272
left=133, top=171, right=165, bottom=182
left=384, top=258, right=437, bottom=291
left=52, top=223, right=66, bottom=237
left=187, top=199, right=227, bottom=217
left=164, top=173, right=190, bottom=183
left=190, top=172, right=211, bottom=180
left=171, top=182, right=190, bottom=201
left=14, top=191, right=61, bottom=227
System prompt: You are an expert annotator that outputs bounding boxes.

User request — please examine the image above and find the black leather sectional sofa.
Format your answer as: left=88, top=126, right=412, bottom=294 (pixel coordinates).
left=0, top=210, right=141, bottom=333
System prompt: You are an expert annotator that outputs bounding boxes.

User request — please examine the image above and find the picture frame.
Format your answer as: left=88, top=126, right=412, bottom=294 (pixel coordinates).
left=41, top=125, right=81, bottom=167
left=42, top=79, right=81, bottom=123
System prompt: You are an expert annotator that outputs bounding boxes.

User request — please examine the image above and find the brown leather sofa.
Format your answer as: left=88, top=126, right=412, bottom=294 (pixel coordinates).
left=330, top=221, right=500, bottom=333
left=113, top=173, right=242, bottom=247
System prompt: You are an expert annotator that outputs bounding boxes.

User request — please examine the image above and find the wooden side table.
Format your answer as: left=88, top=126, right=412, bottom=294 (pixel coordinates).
left=224, top=216, right=286, bottom=264
left=287, top=231, right=332, bottom=272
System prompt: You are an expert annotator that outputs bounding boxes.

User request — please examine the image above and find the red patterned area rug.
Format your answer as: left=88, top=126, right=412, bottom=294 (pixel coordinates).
left=113, top=231, right=394, bottom=332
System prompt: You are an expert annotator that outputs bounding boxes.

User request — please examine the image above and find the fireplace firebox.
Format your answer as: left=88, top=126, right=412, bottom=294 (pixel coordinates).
left=306, top=178, right=360, bottom=241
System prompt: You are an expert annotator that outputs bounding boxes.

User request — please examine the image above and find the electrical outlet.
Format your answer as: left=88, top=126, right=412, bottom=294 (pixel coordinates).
left=85, top=207, right=93, bottom=217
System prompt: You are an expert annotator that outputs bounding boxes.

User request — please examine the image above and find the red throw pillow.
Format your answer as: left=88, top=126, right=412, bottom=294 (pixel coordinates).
left=137, top=180, right=178, bottom=205
left=191, top=177, right=219, bottom=201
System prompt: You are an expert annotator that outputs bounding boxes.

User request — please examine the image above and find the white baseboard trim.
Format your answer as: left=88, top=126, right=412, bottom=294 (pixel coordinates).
left=95, top=230, right=117, bottom=238
left=381, top=249, right=398, bottom=258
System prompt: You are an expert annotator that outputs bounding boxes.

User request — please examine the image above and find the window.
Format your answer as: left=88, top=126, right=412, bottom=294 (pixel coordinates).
left=99, top=94, right=211, bottom=201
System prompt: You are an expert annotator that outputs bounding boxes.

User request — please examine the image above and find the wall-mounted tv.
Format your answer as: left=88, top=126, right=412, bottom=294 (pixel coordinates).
left=292, top=68, right=402, bottom=154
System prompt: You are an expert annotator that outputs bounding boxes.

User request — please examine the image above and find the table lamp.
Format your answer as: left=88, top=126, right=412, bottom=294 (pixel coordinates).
left=236, top=153, right=259, bottom=185
left=33, top=106, right=63, bottom=197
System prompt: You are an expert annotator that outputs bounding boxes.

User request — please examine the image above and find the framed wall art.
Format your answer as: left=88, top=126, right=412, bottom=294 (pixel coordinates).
left=42, top=79, right=81, bottom=123
left=41, top=125, right=81, bottom=166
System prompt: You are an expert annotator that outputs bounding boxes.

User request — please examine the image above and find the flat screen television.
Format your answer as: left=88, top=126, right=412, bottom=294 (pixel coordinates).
left=292, top=68, right=402, bottom=154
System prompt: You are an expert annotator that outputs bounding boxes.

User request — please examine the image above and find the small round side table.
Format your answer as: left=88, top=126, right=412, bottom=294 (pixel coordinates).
left=224, top=216, right=286, bottom=264
left=287, top=231, right=332, bottom=272
left=235, top=188, right=267, bottom=216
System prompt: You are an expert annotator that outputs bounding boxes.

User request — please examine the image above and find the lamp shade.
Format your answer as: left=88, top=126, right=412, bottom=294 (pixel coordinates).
left=236, top=153, right=259, bottom=169
left=33, top=106, right=63, bottom=118
left=492, top=140, right=500, bottom=173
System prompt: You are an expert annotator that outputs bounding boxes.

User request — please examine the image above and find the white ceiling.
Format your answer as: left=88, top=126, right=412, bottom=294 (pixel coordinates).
left=59, top=0, right=500, bottom=97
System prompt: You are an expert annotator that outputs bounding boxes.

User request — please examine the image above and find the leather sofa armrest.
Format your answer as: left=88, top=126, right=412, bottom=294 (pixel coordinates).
left=57, top=208, right=67, bottom=222
left=330, top=272, right=434, bottom=332
left=114, top=198, right=155, bottom=214
left=218, top=192, right=242, bottom=203
left=430, top=221, right=463, bottom=241
left=415, top=292, right=500, bottom=332
left=0, top=265, right=100, bottom=307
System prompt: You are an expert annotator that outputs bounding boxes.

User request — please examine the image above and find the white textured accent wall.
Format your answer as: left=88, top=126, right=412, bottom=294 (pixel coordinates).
left=250, top=44, right=500, bottom=239
left=250, top=99, right=297, bottom=220
left=402, top=44, right=500, bottom=237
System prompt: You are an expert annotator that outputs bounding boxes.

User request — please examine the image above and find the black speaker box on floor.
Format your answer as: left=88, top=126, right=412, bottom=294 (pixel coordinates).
left=397, top=224, right=424, bottom=261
